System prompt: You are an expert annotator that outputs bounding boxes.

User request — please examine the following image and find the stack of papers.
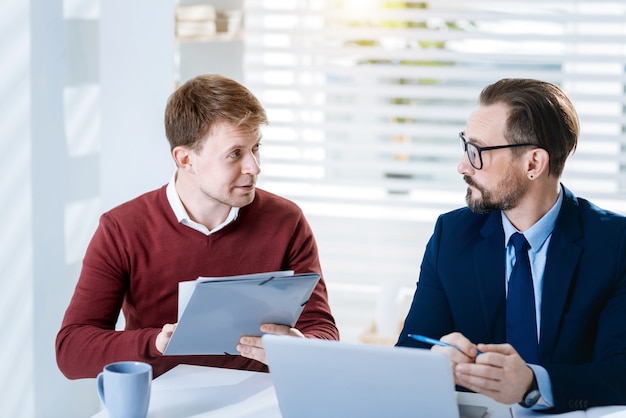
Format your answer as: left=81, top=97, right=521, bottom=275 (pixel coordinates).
left=164, top=271, right=320, bottom=355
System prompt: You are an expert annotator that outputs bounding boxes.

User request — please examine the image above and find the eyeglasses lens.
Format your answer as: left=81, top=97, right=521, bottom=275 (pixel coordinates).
left=467, top=143, right=478, bottom=168
left=460, top=133, right=483, bottom=169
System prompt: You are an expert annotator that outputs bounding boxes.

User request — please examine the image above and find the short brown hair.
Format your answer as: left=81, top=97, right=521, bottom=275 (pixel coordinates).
left=479, top=78, right=579, bottom=177
left=164, top=74, right=268, bottom=151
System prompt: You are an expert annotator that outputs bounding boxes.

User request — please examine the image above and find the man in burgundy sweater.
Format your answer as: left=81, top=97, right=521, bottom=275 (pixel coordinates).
left=56, top=74, right=339, bottom=379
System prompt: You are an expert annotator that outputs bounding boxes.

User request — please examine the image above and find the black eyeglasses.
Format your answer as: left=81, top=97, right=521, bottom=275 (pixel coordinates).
left=459, top=132, right=536, bottom=170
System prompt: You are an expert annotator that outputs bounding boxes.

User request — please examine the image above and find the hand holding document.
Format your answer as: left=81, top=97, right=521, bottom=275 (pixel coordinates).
left=163, top=271, right=320, bottom=355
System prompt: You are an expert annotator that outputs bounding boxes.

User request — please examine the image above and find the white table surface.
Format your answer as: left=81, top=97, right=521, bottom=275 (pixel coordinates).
left=92, top=365, right=280, bottom=418
left=91, top=364, right=626, bottom=418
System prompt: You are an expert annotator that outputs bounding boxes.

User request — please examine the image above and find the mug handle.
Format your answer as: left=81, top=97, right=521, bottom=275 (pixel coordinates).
left=96, top=372, right=106, bottom=404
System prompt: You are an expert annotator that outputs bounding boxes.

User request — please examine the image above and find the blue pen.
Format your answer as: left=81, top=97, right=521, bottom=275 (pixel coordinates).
left=407, top=334, right=483, bottom=355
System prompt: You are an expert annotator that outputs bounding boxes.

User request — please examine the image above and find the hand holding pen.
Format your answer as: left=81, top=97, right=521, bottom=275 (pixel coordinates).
left=408, top=334, right=483, bottom=356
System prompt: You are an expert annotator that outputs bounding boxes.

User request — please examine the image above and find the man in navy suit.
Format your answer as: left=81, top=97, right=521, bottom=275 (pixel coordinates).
left=397, top=78, right=626, bottom=413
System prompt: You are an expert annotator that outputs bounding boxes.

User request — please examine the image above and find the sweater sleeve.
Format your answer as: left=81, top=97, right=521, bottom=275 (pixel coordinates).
left=55, top=214, right=163, bottom=379
left=286, top=213, right=340, bottom=341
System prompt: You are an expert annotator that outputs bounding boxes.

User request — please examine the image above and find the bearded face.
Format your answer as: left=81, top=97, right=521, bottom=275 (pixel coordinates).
left=464, top=170, right=528, bottom=214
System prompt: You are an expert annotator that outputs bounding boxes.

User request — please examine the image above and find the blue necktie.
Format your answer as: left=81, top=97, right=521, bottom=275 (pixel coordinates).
left=506, top=232, right=539, bottom=363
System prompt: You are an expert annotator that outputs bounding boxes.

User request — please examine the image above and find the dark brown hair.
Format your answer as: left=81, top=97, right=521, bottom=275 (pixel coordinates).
left=479, top=78, right=579, bottom=177
left=164, top=74, right=268, bottom=151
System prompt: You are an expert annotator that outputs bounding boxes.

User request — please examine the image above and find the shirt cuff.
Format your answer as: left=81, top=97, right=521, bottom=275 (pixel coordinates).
left=527, top=364, right=554, bottom=410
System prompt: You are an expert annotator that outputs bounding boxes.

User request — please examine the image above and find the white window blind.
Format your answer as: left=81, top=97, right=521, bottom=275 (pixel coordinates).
left=243, top=0, right=626, bottom=344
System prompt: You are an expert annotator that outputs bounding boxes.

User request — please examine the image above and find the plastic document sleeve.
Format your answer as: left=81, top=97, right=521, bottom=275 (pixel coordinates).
left=163, top=271, right=320, bottom=355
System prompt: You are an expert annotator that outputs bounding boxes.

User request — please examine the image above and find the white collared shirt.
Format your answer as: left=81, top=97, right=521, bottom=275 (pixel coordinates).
left=165, top=171, right=239, bottom=235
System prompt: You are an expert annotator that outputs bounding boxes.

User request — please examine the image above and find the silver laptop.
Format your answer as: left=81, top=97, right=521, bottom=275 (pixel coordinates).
left=263, top=335, right=486, bottom=418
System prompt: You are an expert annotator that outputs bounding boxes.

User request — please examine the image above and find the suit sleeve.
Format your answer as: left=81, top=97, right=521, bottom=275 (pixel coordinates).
left=396, top=215, right=456, bottom=347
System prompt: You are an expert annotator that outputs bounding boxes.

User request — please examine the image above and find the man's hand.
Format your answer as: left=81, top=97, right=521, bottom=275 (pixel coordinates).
left=454, top=343, right=534, bottom=405
left=237, top=324, right=305, bottom=364
left=156, top=323, right=177, bottom=354
left=431, top=332, right=482, bottom=369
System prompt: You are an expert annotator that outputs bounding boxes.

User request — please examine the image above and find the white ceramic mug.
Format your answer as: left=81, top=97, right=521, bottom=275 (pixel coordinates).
left=96, top=361, right=152, bottom=418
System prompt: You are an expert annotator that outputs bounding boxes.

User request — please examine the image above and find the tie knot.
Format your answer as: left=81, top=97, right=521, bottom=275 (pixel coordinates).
left=510, top=232, right=530, bottom=253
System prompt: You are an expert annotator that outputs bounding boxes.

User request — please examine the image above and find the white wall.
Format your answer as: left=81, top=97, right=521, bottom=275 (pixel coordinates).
left=0, top=1, right=177, bottom=416
left=100, top=1, right=175, bottom=211
left=0, top=0, right=34, bottom=416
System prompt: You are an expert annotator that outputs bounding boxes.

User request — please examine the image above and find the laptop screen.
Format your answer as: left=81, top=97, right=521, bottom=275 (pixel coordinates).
left=262, top=335, right=470, bottom=418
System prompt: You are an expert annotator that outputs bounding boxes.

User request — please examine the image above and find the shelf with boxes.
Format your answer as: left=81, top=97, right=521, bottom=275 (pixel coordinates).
left=175, top=3, right=243, bottom=43
left=173, top=2, right=245, bottom=86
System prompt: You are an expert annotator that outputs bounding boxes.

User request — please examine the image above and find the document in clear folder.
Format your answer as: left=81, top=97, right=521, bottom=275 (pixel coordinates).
left=163, top=270, right=320, bottom=356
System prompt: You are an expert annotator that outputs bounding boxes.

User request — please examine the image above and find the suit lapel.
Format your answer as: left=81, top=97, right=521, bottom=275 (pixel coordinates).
left=475, top=212, right=507, bottom=342
left=539, top=186, right=584, bottom=361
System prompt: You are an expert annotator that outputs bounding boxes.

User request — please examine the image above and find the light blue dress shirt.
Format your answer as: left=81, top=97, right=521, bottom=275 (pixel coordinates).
left=500, top=187, right=564, bottom=409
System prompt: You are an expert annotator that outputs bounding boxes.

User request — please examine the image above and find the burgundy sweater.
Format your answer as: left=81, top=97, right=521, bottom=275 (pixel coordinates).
left=56, top=186, right=339, bottom=379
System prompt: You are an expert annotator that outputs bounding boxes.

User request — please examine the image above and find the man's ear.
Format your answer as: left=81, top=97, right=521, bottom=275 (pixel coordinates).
left=526, top=148, right=550, bottom=179
left=172, top=146, right=192, bottom=170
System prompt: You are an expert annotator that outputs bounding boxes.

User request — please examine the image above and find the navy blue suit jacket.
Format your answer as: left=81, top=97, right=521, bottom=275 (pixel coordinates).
left=397, top=185, right=626, bottom=412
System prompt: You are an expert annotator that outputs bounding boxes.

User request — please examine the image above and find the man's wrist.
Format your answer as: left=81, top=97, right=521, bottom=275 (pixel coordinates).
left=519, top=372, right=542, bottom=408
